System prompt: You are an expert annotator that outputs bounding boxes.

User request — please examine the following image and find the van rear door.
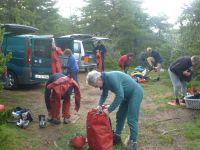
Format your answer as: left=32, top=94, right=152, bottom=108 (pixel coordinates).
left=55, top=37, right=74, bottom=52
left=82, top=39, right=96, bottom=64
left=31, top=36, right=52, bottom=80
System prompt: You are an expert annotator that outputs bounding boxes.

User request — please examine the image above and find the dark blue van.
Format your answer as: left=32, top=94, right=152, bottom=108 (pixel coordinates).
left=1, top=24, right=74, bottom=89
left=0, top=24, right=65, bottom=89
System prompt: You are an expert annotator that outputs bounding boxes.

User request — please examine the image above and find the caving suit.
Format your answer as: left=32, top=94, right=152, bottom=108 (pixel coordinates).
left=99, top=71, right=143, bottom=142
left=51, top=47, right=64, bottom=74
left=46, top=74, right=81, bottom=119
left=95, top=51, right=103, bottom=72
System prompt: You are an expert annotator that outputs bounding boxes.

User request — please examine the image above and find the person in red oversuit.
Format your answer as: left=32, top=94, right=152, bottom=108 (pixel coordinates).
left=95, top=50, right=103, bottom=72
left=51, top=41, right=64, bottom=74
left=45, top=73, right=81, bottom=124
left=118, top=53, right=134, bottom=73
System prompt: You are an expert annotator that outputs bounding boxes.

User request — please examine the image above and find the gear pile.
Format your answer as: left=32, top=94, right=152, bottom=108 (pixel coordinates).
left=12, top=107, right=33, bottom=128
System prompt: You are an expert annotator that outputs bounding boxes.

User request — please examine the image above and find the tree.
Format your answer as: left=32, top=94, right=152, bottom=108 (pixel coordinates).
left=0, top=0, right=70, bottom=35
left=0, top=29, right=12, bottom=89
left=178, top=0, right=200, bottom=55
left=71, top=0, right=173, bottom=67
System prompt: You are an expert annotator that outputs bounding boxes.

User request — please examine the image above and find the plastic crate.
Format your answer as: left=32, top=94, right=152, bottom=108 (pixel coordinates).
left=184, top=95, right=200, bottom=109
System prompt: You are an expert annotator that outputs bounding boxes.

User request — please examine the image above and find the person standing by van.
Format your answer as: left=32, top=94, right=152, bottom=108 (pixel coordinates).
left=94, top=41, right=106, bottom=71
left=63, top=49, right=79, bottom=84
left=51, top=41, right=64, bottom=74
left=95, top=50, right=103, bottom=72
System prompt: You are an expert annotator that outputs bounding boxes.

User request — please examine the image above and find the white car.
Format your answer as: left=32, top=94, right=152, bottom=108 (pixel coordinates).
left=58, top=34, right=97, bottom=71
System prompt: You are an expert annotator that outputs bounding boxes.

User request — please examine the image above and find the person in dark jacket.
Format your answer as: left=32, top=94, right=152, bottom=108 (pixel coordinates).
left=86, top=70, right=143, bottom=150
left=168, top=56, right=200, bottom=105
left=44, top=73, right=81, bottom=124
left=94, top=41, right=106, bottom=71
left=63, top=49, right=79, bottom=84
left=139, top=48, right=163, bottom=70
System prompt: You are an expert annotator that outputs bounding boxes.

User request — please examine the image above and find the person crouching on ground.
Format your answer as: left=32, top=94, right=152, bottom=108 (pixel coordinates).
left=118, top=53, right=134, bottom=74
left=86, top=70, right=143, bottom=150
left=139, top=47, right=163, bottom=80
left=44, top=73, right=81, bottom=124
left=168, top=55, right=200, bottom=105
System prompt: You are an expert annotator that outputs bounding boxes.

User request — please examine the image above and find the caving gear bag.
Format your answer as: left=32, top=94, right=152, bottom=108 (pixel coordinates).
left=86, top=108, right=113, bottom=150
left=70, top=135, right=86, bottom=149
left=12, top=107, right=33, bottom=128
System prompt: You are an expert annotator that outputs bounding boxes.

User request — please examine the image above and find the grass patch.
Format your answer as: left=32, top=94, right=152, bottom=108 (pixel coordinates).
left=182, top=119, right=200, bottom=150
left=183, top=119, right=200, bottom=140
left=0, top=124, right=27, bottom=150
left=52, top=124, right=87, bottom=150
left=141, top=108, right=156, bottom=116
left=159, top=134, right=174, bottom=144
left=186, top=140, right=200, bottom=150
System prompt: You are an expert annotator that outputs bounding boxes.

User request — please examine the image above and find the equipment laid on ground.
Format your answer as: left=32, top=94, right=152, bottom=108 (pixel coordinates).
left=86, top=108, right=113, bottom=150
left=12, top=107, right=33, bottom=128
left=131, top=66, right=148, bottom=83
left=38, top=115, right=47, bottom=128
left=70, top=135, right=86, bottom=149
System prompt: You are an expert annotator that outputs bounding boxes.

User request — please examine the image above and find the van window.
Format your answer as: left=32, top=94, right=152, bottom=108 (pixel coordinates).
left=6, top=37, right=26, bottom=53
left=74, top=42, right=81, bottom=53
left=33, top=39, right=52, bottom=58
left=82, top=41, right=94, bottom=54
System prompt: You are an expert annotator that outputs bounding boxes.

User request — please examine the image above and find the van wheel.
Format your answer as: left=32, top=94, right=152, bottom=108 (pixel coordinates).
left=3, top=71, right=18, bottom=90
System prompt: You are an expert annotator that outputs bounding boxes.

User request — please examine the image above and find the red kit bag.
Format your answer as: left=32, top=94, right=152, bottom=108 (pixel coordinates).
left=86, top=109, right=113, bottom=150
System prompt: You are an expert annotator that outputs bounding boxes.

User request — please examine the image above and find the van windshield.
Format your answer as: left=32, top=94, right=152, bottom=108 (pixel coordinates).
left=33, top=39, right=52, bottom=58
left=82, top=41, right=95, bottom=54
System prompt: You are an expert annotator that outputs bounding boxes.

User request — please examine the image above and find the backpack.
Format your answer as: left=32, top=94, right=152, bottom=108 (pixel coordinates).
left=86, top=108, right=113, bottom=150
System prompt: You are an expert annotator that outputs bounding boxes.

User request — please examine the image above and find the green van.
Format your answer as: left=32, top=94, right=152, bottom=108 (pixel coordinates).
left=1, top=24, right=73, bottom=89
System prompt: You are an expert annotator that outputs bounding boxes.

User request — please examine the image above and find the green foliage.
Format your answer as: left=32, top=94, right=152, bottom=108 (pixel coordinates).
left=178, top=0, right=200, bottom=55
left=0, top=29, right=12, bottom=89
left=0, top=108, right=13, bottom=125
left=0, top=0, right=71, bottom=35
left=104, top=55, right=119, bottom=71
left=159, top=134, right=174, bottom=144
left=183, top=119, right=200, bottom=140
left=73, top=0, right=173, bottom=69
left=182, top=119, right=200, bottom=150
left=0, top=124, right=24, bottom=150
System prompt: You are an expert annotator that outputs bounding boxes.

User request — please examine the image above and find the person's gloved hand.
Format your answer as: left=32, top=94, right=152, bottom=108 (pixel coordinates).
left=97, top=105, right=102, bottom=112
left=103, top=109, right=109, bottom=116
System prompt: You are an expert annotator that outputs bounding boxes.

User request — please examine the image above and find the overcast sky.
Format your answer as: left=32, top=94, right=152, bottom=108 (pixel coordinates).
left=55, top=0, right=192, bottom=24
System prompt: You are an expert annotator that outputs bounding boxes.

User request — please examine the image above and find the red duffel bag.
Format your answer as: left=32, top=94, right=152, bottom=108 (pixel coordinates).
left=86, top=108, right=113, bottom=150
